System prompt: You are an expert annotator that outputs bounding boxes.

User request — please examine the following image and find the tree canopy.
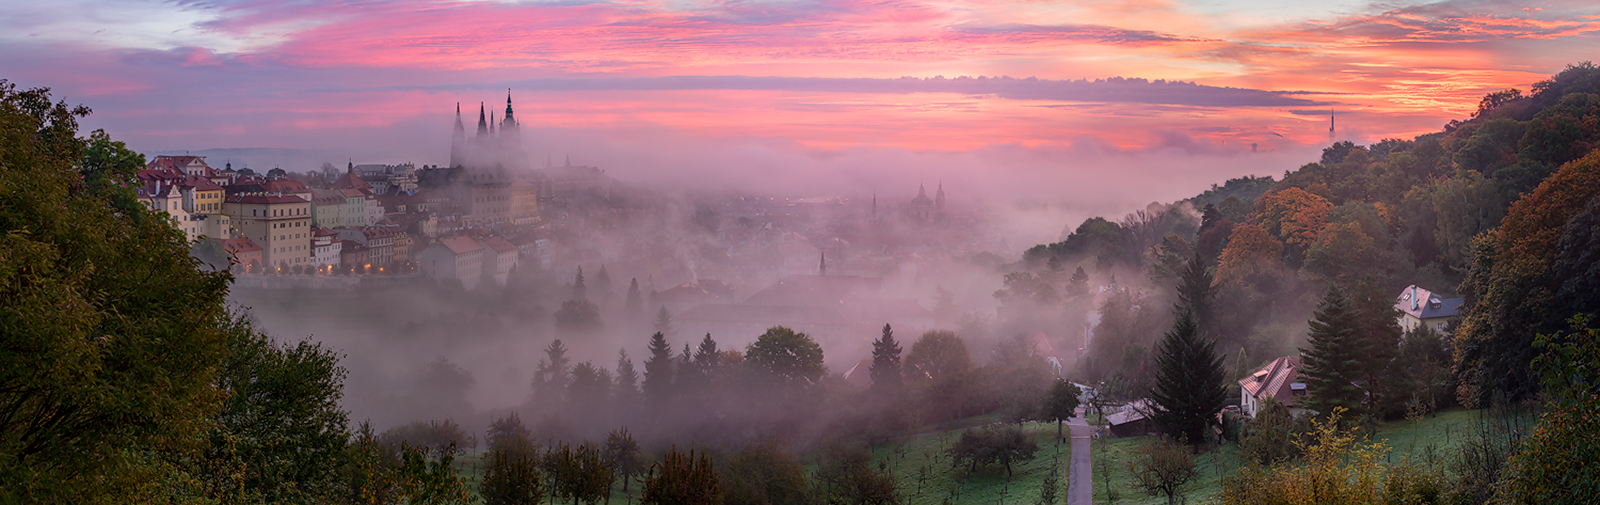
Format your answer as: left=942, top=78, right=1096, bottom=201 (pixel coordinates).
left=0, top=80, right=234, bottom=501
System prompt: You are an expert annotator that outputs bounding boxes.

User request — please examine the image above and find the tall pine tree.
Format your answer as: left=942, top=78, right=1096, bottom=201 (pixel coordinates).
left=642, top=332, right=675, bottom=413
left=1149, top=309, right=1229, bottom=447
left=1300, top=286, right=1364, bottom=417
left=613, top=348, right=641, bottom=416
left=625, top=278, right=643, bottom=319
left=870, top=323, right=903, bottom=394
left=1175, top=253, right=1217, bottom=339
left=572, top=267, right=587, bottom=300
left=1348, top=277, right=1402, bottom=416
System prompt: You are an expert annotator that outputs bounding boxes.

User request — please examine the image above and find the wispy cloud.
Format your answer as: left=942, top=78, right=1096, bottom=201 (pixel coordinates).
left=2, top=0, right=1596, bottom=200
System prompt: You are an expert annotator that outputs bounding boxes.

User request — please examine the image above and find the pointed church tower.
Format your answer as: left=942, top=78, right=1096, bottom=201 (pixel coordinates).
left=819, top=251, right=827, bottom=276
left=935, top=181, right=946, bottom=218
left=476, top=102, right=489, bottom=138
left=911, top=182, right=934, bottom=220
left=451, top=103, right=466, bottom=168
left=501, top=90, right=520, bottom=146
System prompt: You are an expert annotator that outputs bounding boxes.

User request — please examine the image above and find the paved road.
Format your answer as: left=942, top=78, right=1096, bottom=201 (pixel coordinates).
left=1066, top=418, right=1094, bottom=505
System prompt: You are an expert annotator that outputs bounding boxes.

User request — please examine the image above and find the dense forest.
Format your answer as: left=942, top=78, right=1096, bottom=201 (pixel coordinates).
left=3, top=62, right=1599, bottom=504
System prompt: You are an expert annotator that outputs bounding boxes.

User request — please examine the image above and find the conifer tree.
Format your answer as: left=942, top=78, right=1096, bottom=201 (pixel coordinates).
left=1347, top=277, right=1402, bottom=415
left=653, top=306, right=672, bottom=336
left=1149, top=310, right=1229, bottom=447
left=1068, top=266, right=1091, bottom=295
left=869, top=323, right=904, bottom=394
left=1300, top=286, right=1364, bottom=417
left=693, top=333, right=720, bottom=375
left=1175, top=253, right=1217, bottom=338
left=642, top=332, right=675, bottom=412
left=532, top=340, right=571, bottom=407
left=572, top=267, right=587, bottom=300
left=681, top=334, right=719, bottom=409
left=613, top=348, right=641, bottom=415
left=626, top=278, right=643, bottom=319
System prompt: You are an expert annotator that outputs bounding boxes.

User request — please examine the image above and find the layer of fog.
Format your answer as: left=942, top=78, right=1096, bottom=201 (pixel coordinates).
left=218, top=121, right=1323, bottom=438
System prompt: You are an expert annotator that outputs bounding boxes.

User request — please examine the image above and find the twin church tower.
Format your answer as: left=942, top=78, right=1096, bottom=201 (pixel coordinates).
left=450, top=91, right=526, bottom=170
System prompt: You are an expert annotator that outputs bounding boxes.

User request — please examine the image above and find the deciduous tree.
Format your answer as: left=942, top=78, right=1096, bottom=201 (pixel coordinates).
left=604, top=428, right=644, bottom=493
left=1041, top=379, right=1082, bottom=441
left=0, top=80, right=233, bottom=501
left=1126, top=438, right=1199, bottom=505
left=643, top=447, right=722, bottom=505
left=1456, top=149, right=1600, bottom=405
left=744, top=326, right=826, bottom=390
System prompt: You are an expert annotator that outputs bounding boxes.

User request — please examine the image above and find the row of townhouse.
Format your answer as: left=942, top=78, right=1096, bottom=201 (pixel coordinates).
left=417, top=230, right=538, bottom=290
left=136, top=156, right=548, bottom=278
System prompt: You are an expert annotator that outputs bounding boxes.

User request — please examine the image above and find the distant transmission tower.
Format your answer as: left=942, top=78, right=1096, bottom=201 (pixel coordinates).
left=1329, top=108, right=1336, bottom=143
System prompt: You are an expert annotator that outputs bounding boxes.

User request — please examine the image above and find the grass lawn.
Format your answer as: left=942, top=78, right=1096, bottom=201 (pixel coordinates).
left=1088, top=434, right=1238, bottom=505
left=1367, top=408, right=1485, bottom=466
left=443, top=409, right=1494, bottom=505
left=1085, top=408, right=1489, bottom=505
left=862, top=421, right=1076, bottom=505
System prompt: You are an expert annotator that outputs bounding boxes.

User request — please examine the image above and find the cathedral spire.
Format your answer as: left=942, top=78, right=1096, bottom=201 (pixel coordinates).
left=451, top=102, right=465, bottom=168
left=476, top=102, right=488, bottom=137
left=504, top=89, right=515, bottom=123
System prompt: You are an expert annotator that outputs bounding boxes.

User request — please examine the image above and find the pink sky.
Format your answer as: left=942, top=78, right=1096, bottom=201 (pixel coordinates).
left=4, top=0, right=1597, bottom=207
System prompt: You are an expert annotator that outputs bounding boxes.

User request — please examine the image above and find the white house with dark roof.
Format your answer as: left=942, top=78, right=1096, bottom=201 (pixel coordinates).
left=1395, top=284, right=1464, bottom=334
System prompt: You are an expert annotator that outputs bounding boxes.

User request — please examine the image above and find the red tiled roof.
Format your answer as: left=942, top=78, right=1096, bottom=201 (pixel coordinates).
left=1239, top=356, right=1302, bottom=407
left=183, top=175, right=224, bottom=192
left=147, top=155, right=209, bottom=174
left=219, top=237, right=261, bottom=253
left=439, top=236, right=484, bottom=255
left=261, top=179, right=309, bottom=194
left=481, top=235, right=517, bottom=253
left=226, top=193, right=308, bottom=205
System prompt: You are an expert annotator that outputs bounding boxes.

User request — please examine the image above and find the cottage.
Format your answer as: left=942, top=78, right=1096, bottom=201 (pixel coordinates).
left=1238, top=356, right=1307, bottom=418
left=1395, top=285, right=1463, bottom=334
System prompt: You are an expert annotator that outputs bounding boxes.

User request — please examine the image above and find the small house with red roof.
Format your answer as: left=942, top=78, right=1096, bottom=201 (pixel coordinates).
left=1238, top=356, right=1306, bottom=418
